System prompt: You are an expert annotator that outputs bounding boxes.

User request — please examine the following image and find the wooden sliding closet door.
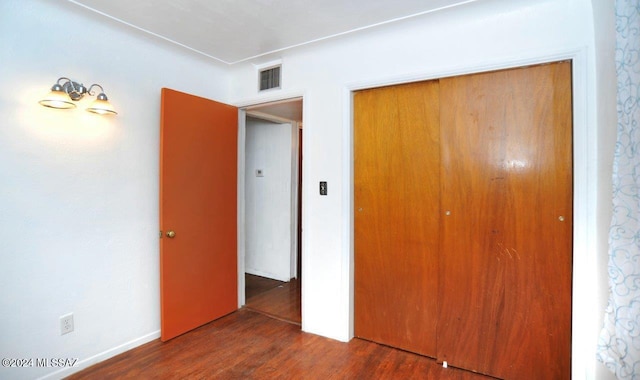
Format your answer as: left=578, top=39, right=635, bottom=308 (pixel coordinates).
left=437, top=62, right=573, bottom=379
left=354, top=81, right=440, bottom=357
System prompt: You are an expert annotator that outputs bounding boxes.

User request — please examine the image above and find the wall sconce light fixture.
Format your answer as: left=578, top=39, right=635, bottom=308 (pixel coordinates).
left=39, top=77, right=117, bottom=115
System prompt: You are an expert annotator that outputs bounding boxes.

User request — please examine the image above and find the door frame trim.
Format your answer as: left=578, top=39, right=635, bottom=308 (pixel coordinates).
left=235, top=93, right=306, bottom=316
left=345, top=48, right=594, bottom=379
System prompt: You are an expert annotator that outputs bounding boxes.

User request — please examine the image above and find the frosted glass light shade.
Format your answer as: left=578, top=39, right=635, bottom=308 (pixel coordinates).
left=39, top=88, right=75, bottom=109
left=86, top=95, right=117, bottom=115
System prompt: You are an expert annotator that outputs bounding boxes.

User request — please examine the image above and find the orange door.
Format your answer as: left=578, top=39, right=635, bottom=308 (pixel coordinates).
left=354, top=81, right=441, bottom=357
left=437, top=62, right=573, bottom=379
left=160, top=88, right=238, bottom=341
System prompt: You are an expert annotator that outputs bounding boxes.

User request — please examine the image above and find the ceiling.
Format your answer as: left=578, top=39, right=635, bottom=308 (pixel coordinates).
left=247, top=98, right=303, bottom=123
left=68, top=0, right=479, bottom=65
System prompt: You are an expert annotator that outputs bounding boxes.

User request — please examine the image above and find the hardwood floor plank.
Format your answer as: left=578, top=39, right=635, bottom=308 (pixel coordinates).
left=67, top=309, right=495, bottom=380
left=245, top=278, right=301, bottom=324
left=245, top=274, right=285, bottom=299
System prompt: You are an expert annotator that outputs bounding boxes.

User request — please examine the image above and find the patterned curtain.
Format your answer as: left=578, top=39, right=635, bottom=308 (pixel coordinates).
left=597, top=1, right=640, bottom=378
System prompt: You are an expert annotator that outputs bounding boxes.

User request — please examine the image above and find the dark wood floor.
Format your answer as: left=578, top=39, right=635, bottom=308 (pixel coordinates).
left=67, top=275, right=492, bottom=379
left=245, top=273, right=284, bottom=299
left=67, top=308, right=494, bottom=380
left=245, top=274, right=301, bottom=325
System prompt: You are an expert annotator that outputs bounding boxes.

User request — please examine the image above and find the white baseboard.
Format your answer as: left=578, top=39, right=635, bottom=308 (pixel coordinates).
left=245, top=268, right=289, bottom=282
left=37, top=330, right=161, bottom=380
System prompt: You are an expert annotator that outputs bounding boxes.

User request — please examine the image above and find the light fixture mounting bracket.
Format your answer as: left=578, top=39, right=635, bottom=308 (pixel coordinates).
left=61, top=80, right=87, bottom=101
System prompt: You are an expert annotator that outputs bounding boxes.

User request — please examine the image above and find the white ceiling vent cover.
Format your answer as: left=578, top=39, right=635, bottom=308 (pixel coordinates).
left=259, top=65, right=281, bottom=91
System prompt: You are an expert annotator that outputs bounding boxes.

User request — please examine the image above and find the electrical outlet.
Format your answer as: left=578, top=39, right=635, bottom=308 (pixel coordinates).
left=60, top=313, right=74, bottom=335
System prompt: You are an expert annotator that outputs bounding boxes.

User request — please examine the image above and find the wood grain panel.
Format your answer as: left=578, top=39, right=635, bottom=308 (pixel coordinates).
left=354, top=80, right=440, bottom=357
left=437, top=62, right=573, bottom=379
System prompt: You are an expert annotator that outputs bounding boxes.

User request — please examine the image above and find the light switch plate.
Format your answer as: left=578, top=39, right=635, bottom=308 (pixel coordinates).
left=320, top=181, right=327, bottom=195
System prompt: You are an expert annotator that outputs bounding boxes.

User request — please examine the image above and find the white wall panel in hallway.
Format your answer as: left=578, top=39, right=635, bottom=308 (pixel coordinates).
left=245, top=116, right=294, bottom=281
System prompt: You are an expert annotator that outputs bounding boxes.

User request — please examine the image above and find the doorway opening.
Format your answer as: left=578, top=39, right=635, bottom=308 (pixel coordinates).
left=240, top=98, right=303, bottom=325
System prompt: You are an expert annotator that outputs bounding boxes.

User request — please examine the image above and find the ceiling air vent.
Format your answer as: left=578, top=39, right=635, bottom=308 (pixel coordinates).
left=259, top=65, right=281, bottom=91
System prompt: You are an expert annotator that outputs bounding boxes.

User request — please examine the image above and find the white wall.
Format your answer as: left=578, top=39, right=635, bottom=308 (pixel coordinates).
left=229, top=0, right=614, bottom=378
left=245, top=117, right=294, bottom=282
left=0, top=1, right=231, bottom=378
